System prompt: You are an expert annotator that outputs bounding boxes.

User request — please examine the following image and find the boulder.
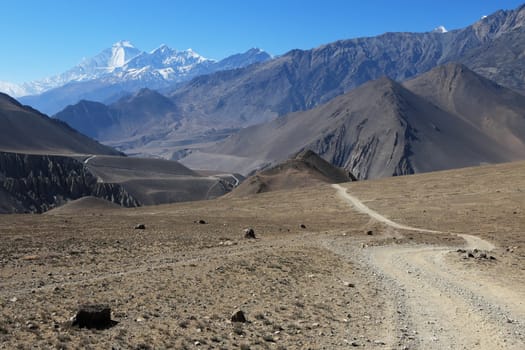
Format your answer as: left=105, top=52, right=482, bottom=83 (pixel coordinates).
left=231, top=310, right=247, bottom=323
left=71, top=304, right=114, bottom=329
left=244, top=228, right=256, bottom=239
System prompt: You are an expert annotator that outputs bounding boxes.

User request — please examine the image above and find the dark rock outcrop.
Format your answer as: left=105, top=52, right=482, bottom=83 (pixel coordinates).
left=0, top=151, right=139, bottom=213
left=71, top=304, right=115, bottom=329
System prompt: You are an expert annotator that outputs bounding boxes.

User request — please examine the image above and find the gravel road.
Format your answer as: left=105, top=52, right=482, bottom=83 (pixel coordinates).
left=331, top=184, right=525, bottom=349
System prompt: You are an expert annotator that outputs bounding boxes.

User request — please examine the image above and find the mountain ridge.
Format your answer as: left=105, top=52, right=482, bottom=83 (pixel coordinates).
left=179, top=64, right=525, bottom=179
left=9, top=44, right=271, bottom=114
left=0, top=92, right=121, bottom=156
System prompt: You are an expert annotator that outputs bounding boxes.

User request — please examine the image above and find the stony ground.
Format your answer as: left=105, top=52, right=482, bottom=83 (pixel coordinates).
left=0, top=162, right=524, bottom=349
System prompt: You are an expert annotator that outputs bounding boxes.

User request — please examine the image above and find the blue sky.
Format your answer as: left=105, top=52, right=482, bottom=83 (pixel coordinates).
left=1, top=0, right=524, bottom=83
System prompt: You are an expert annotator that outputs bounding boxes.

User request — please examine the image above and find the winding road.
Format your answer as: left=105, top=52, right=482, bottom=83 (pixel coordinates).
left=331, top=184, right=525, bottom=349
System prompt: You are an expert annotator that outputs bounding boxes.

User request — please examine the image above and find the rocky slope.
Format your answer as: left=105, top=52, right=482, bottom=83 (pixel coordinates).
left=168, top=4, right=525, bottom=130
left=181, top=65, right=525, bottom=179
left=54, top=4, right=525, bottom=160
left=54, top=89, right=181, bottom=141
left=0, top=152, right=139, bottom=213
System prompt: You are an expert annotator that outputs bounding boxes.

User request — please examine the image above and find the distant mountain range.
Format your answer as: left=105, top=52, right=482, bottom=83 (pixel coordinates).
left=5, top=2, right=525, bottom=183
left=0, top=41, right=271, bottom=114
left=180, top=63, right=525, bottom=179
left=53, top=3, right=525, bottom=168
left=0, top=92, right=237, bottom=213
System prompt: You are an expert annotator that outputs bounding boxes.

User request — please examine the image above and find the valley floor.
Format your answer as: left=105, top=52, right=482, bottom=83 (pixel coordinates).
left=0, top=162, right=524, bottom=349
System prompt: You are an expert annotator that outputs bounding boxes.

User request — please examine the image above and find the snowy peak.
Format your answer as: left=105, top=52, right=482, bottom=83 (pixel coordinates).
left=432, top=25, right=448, bottom=33
left=108, top=40, right=141, bottom=69
left=0, top=41, right=272, bottom=107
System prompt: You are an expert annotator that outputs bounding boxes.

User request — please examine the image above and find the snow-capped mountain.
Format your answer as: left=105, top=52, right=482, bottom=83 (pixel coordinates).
left=2, top=41, right=272, bottom=102
left=4, top=41, right=142, bottom=97
left=0, top=81, right=27, bottom=97
left=114, top=44, right=216, bottom=83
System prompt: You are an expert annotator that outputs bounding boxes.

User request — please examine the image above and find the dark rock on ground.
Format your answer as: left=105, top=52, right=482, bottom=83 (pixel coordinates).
left=135, top=224, right=146, bottom=230
left=71, top=304, right=115, bottom=329
left=244, top=228, right=256, bottom=239
left=231, top=310, right=247, bottom=323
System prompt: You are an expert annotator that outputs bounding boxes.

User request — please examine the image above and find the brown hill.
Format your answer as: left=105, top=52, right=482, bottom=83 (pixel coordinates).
left=45, top=196, right=121, bottom=215
left=229, top=150, right=354, bottom=197
left=0, top=93, right=120, bottom=156
left=403, top=63, right=525, bottom=157
left=182, top=67, right=525, bottom=179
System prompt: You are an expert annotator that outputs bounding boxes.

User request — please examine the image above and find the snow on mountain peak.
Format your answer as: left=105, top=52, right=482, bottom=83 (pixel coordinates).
left=432, top=25, right=448, bottom=33
left=113, top=40, right=136, bottom=48
left=0, top=41, right=271, bottom=99
left=109, top=42, right=141, bottom=69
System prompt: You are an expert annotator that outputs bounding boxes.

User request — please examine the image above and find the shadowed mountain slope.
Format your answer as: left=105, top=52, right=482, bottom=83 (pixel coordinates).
left=54, top=88, right=180, bottom=141
left=182, top=68, right=525, bottom=179
left=403, top=63, right=525, bottom=156
left=0, top=93, right=121, bottom=156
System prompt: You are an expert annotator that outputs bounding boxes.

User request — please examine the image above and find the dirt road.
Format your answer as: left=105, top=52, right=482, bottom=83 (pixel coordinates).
left=332, top=184, right=525, bottom=349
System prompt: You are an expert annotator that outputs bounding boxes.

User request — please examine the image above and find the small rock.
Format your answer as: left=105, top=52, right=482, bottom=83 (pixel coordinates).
left=300, top=224, right=306, bottom=229
left=195, top=220, right=207, bottom=224
left=343, top=282, right=356, bottom=288
left=26, top=322, right=37, bottom=330
left=231, top=310, right=247, bottom=323
left=244, top=228, right=256, bottom=239
left=351, top=341, right=360, bottom=347
left=134, top=224, right=146, bottom=230
left=366, top=230, right=373, bottom=236
left=262, top=334, right=275, bottom=342
left=136, top=317, right=145, bottom=322
left=9, top=297, right=17, bottom=303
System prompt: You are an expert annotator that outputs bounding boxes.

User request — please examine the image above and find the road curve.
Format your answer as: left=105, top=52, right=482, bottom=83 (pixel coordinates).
left=331, top=183, right=525, bottom=349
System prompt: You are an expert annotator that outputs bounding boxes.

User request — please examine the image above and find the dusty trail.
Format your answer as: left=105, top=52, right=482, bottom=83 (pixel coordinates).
left=331, top=184, right=525, bottom=349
